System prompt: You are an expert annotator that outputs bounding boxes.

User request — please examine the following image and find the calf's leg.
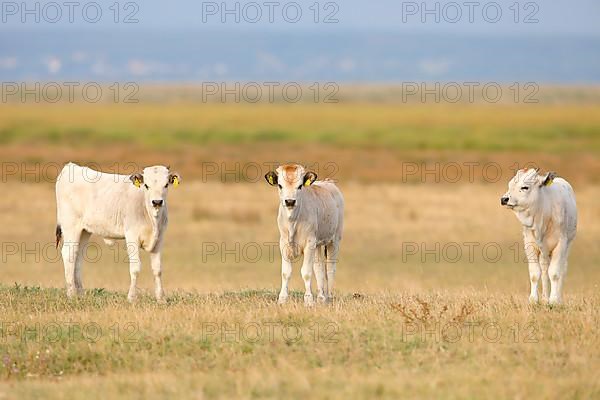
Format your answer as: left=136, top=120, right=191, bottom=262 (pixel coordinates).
left=278, top=240, right=293, bottom=304
left=523, top=241, right=541, bottom=303
left=61, top=229, right=82, bottom=298
left=150, top=251, right=165, bottom=302
left=74, top=231, right=91, bottom=295
left=325, top=241, right=340, bottom=301
left=527, top=260, right=542, bottom=304
left=539, top=253, right=551, bottom=303
left=549, top=239, right=570, bottom=305
left=125, top=236, right=142, bottom=303
left=301, top=241, right=317, bottom=306
left=313, top=245, right=328, bottom=304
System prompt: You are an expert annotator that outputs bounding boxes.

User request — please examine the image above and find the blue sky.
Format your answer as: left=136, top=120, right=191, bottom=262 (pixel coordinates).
left=145, top=0, right=600, bottom=35
left=1, top=1, right=599, bottom=82
left=2, top=0, right=599, bottom=35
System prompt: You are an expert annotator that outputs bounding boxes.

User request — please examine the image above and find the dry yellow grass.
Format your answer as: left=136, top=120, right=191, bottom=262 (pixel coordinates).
left=0, top=181, right=599, bottom=398
left=3, top=181, right=600, bottom=293
left=0, top=291, right=599, bottom=399
left=1, top=96, right=599, bottom=398
left=2, top=102, right=600, bottom=151
left=1, top=101, right=599, bottom=186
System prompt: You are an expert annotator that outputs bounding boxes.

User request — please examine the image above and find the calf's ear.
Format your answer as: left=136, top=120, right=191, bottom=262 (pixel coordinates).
left=130, top=173, right=144, bottom=188
left=169, top=173, right=181, bottom=187
left=265, top=171, right=278, bottom=186
left=540, top=171, right=557, bottom=187
left=303, top=171, right=317, bottom=187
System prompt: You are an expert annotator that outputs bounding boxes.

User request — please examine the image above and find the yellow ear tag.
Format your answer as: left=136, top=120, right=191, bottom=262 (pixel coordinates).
left=268, top=176, right=274, bottom=185
left=173, top=177, right=179, bottom=187
left=304, top=179, right=312, bottom=187
left=134, top=178, right=141, bottom=188
left=545, top=178, right=553, bottom=186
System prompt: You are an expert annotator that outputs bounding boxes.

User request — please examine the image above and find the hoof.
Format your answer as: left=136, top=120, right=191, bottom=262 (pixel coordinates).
left=317, top=295, right=329, bottom=304
left=155, top=291, right=166, bottom=304
left=548, top=297, right=561, bottom=306
left=528, top=295, right=539, bottom=305
left=66, top=288, right=81, bottom=299
left=277, top=296, right=288, bottom=305
left=304, top=294, right=315, bottom=307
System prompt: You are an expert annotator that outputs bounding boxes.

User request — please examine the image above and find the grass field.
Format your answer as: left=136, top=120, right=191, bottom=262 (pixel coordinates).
left=1, top=287, right=599, bottom=399
left=2, top=102, right=600, bottom=151
left=2, top=99, right=600, bottom=185
left=1, top=93, right=600, bottom=398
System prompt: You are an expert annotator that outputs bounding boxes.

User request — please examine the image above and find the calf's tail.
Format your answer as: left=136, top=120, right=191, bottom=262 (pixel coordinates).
left=55, top=225, right=62, bottom=248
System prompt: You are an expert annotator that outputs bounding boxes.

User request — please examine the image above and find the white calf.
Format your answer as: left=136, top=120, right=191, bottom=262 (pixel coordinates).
left=265, top=164, right=344, bottom=305
left=501, top=168, right=577, bottom=305
left=55, top=162, right=181, bottom=302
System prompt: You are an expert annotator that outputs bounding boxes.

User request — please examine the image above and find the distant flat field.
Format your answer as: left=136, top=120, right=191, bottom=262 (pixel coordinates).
left=1, top=102, right=600, bottom=152
left=1, top=101, right=599, bottom=184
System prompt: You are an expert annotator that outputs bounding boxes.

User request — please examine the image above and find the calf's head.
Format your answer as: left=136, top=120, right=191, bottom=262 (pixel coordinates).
left=130, top=166, right=181, bottom=217
left=265, top=164, right=317, bottom=210
left=501, top=168, right=556, bottom=211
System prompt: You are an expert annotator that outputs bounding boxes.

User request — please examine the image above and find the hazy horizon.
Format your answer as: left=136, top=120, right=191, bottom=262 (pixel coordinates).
left=1, top=0, right=599, bottom=83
